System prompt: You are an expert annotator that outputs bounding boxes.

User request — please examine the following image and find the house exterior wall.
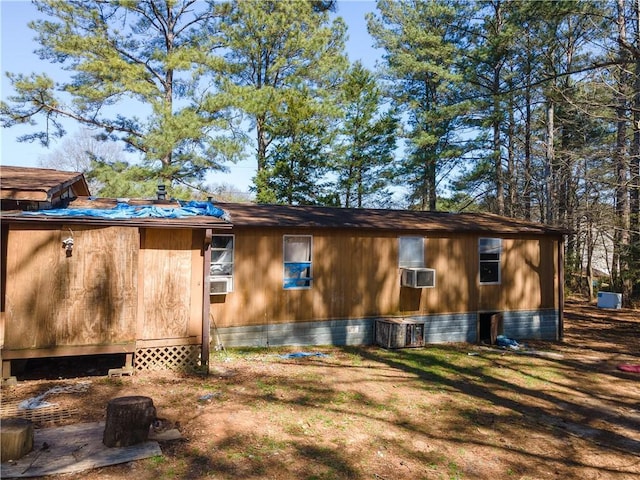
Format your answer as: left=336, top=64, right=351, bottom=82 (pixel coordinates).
left=210, top=227, right=561, bottom=346
left=1, top=220, right=562, bottom=360
left=136, top=228, right=205, bottom=346
left=1, top=224, right=207, bottom=360
left=3, top=224, right=139, bottom=355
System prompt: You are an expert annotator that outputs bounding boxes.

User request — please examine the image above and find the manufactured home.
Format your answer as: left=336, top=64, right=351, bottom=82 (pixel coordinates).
left=209, top=203, right=565, bottom=349
left=1, top=168, right=565, bottom=378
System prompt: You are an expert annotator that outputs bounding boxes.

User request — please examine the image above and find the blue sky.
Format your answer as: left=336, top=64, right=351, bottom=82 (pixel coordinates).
left=0, top=0, right=382, bottom=193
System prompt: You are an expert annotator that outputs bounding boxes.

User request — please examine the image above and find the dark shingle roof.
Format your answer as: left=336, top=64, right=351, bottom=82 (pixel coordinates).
left=1, top=183, right=565, bottom=236
left=0, top=165, right=90, bottom=201
left=218, top=202, right=566, bottom=235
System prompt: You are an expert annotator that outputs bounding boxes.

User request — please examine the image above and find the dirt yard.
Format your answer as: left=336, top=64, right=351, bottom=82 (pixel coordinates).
left=1, top=299, right=639, bottom=480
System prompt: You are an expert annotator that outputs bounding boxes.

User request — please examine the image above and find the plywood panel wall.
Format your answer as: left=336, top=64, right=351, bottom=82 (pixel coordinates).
left=4, top=225, right=138, bottom=350
left=138, top=228, right=201, bottom=341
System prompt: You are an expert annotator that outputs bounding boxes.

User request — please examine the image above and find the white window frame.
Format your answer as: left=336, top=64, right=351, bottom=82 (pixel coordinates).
left=283, top=235, right=313, bottom=290
left=210, top=234, right=234, bottom=292
left=479, top=237, right=502, bottom=285
left=399, top=236, right=425, bottom=268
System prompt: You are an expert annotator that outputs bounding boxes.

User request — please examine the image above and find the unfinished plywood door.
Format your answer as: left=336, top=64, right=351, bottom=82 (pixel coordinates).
left=138, top=229, right=202, bottom=341
left=4, top=225, right=138, bottom=350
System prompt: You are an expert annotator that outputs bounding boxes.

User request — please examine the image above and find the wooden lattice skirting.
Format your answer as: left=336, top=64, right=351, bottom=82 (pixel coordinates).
left=134, top=344, right=201, bottom=372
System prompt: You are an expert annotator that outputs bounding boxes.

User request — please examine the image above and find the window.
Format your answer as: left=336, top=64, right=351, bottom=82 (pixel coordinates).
left=479, top=238, right=501, bottom=284
left=399, top=236, right=424, bottom=268
left=283, top=235, right=312, bottom=289
left=210, top=235, right=234, bottom=293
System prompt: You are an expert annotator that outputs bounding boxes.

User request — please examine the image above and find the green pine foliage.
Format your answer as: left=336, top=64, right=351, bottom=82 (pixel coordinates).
left=367, top=0, right=472, bottom=211
left=253, top=85, right=339, bottom=205
left=215, top=0, right=348, bottom=199
left=335, top=61, right=398, bottom=208
left=1, top=0, right=240, bottom=186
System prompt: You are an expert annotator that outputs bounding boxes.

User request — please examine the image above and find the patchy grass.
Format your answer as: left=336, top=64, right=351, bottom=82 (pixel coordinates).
left=2, top=301, right=639, bottom=479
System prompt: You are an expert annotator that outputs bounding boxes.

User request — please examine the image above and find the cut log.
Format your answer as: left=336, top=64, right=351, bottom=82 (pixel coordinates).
left=1, top=418, right=33, bottom=461
left=102, top=396, right=156, bottom=448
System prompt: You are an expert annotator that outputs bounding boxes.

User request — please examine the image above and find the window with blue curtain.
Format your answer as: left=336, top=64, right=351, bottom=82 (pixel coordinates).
left=283, top=235, right=312, bottom=289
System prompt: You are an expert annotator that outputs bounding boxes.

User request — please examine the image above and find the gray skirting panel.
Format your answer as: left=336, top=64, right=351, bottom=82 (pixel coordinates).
left=502, top=309, right=559, bottom=340
left=402, top=313, right=478, bottom=343
left=212, top=309, right=559, bottom=348
left=212, top=318, right=374, bottom=348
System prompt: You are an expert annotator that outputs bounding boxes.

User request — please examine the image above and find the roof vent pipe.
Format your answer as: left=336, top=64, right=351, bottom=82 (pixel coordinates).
left=156, top=184, right=166, bottom=201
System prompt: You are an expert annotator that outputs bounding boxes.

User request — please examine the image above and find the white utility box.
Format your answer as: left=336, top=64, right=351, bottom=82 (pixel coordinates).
left=597, top=292, right=622, bottom=309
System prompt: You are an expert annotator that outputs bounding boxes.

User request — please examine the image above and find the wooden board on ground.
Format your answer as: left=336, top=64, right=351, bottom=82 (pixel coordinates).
left=0, top=422, right=161, bottom=478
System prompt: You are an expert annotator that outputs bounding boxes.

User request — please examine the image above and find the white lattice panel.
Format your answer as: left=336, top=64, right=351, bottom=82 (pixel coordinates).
left=134, top=345, right=201, bottom=371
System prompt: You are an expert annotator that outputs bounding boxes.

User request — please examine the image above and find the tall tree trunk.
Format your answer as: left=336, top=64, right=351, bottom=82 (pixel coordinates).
left=631, top=0, right=640, bottom=302
left=586, top=215, right=595, bottom=300
left=256, top=117, right=268, bottom=200
left=356, top=165, right=363, bottom=208
left=493, top=83, right=504, bottom=216
left=256, top=117, right=268, bottom=172
left=428, top=155, right=437, bottom=211
left=614, top=0, right=632, bottom=304
left=560, top=116, right=580, bottom=274
left=344, top=163, right=353, bottom=208
left=545, top=100, right=555, bottom=224
left=506, top=92, right=516, bottom=217
left=160, top=7, right=175, bottom=183
left=489, top=0, right=505, bottom=216
left=523, top=77, right=532, bottom=221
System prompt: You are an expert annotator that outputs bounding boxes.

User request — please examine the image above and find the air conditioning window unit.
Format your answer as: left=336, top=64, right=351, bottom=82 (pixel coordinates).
left=401, top=268, right=436, bottom=288
left=210, top=277, right=232, bottom=295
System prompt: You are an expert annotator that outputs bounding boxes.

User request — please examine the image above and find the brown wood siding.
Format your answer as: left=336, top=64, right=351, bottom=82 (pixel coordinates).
left=1, top=224, right=8, bottom=315
left=211, top=229, right=560, bottom=328
left=421, top=235, right=476, bottom=314
left=138, top=228, right=203, bottom=342
left=213, top=229, right=398, bottom=328
left=313, top=232, right=398, bottom=319
left=501, top=236, right=558, bottom=310
left=4, top=225, right=138, bottom=350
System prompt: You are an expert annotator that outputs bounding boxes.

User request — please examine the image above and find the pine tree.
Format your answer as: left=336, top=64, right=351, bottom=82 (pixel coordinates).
left=367, top=0, right=471, bottom=211
left=216, top=0, right=347, bottom=198
left=1, top=0, right=240, bottom=190
left=335, top=62, right=398, bottom=208
left=460, top=0, right=522, bottom=216
left=254, top=86, right=338, bottom=205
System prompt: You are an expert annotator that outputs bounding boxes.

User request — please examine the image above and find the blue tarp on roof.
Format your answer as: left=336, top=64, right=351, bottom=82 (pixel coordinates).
left=20, top=201, right=229, bottom=220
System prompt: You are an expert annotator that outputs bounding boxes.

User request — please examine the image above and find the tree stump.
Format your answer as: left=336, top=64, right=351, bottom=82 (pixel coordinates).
left=1, top=418, right=33, bottom=461
left=103, top=396, right=156, bottom=448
